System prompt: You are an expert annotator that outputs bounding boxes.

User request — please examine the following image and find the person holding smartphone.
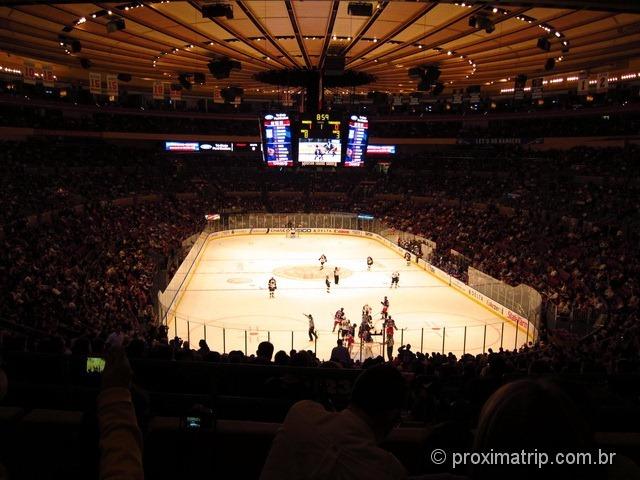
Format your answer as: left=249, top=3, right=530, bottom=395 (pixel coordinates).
left=97, top=347, right=143, bottom=480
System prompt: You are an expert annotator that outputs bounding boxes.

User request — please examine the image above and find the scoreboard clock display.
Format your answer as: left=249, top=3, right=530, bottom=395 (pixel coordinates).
left=297, top=112, right=342, bottom=166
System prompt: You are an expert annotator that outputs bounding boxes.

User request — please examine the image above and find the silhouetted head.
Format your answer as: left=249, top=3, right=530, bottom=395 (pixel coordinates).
left=350, top=364, right=406, bottom=443
left=472, top=379, right=594, bottom=480
left=257, top=341, right=274, bottom=362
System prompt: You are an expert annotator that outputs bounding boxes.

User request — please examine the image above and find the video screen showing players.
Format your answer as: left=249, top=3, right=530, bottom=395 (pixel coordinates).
left=298, top=113, right=342, bottom=166
left=344, top=115, right=369, bottom=167
left=262, top=113, right=292, bottom=167
left=298, top=139, right=341, bottom=166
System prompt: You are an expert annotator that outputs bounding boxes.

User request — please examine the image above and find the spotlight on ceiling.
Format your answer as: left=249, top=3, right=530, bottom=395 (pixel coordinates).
left=545, top=58, right=555, bottom=71
left=207, top=57, right=241, bottom=79
left=193, top=72, right=206, bottom=85
left=423, top=65, right=441, bottom=84
left=469, top=14, right=494, bottom=34
left=178, top=73, right=192, bottom=90
left=537, top=37, right=551, bottom=52
left=202, top=3, right=234, bottom=19
left=416, top=79, right=430, bottom=92
left=432, top=82, right=445, bottom=96
left=348, top=2, right=373, bottom=17
left=106, top=17, right=126, bottom=33
left=408, top=66, right=424, bottom=80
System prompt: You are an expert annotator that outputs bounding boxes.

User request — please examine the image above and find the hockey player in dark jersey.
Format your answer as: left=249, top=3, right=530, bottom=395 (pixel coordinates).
left=268, top=277, right=277, bottom=298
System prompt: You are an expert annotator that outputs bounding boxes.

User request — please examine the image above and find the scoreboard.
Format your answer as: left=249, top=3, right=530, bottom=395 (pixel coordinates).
left=298, top=112, right=342, bottom=142
left=298, top=112, right=342, bottom=166
left=344, top=115, right=369, bottom=167
left=262, top=113, right=293, bottom=167
left=261, top=112, right=369, bottom=167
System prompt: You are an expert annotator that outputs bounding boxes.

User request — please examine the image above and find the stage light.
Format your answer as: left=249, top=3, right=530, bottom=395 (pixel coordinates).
left=537, top=37, right=551, bottom=51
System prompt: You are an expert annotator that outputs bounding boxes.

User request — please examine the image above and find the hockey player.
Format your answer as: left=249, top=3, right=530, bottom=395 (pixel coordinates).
left=391, top=271, right=400, bottom=288
left=319, top=254, right=327, bottom=270
left=304, top=313, right=318, bottom=341
left=332, top=308, right=345, bottom=332
left=333, top=266, right=340, bottom=285
left=345, top=331, right=355, bottom=356
left=268, top=277, right=277, bottom=298
left=384, top=316, right=398, bottom=337
left=404, top=251, right=411, bottom=266
left=366, top=256, right=373, bottom=271
left=325, top=275, right=331, bottom=293
left=340, top=317, right=350, bottom=338
left=380, top=296, right=390, bottom=319
left=386, top=335, right=394, bottom=362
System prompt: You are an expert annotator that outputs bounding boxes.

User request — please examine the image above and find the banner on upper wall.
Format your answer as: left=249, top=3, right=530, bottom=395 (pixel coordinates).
left=513, top=76, right=526, bottom=100
left=452, top=88, right=463, bottom=104
left=457, top=137, right=543, bottom=145
left=89, top=72, right=102, bottom=94
left=596, top=73, right=609, bottom=93
left=282, top=91, right=293, bottom=106
left=409, top=96, right=419, bottom=105
left=333, top=94, right=342, bottom=105
left=42, top=65, right=54, bottom=87
left=23, top=62, right=36, bottom=85
left=106, top=74, right=118, bottom=97
left=577, top=72, right=589, bottom=95
left=170, top=85, right=182, bottom=101
left=213, top=86, right=224, bottom=103
left=531, top=77, right=544, bottom=99
left=393, top=95, right=402, bottom=106
left=153, top=81, right=164, bottom=99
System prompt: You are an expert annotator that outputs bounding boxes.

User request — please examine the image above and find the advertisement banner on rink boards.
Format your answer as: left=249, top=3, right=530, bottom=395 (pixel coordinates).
left=504, top=308, right=529, bottom=330
left=42, top=65, right=54, bottom=87
left=432, top=265, right=451, bottom=283
left=153, top=81, right=164, bottom=99
left=451, top=277, right=466, bottom=292
left=596, top=73, right=609, bottom=93
left=89, top=72, right=102, bottom=94
left=23, top=62, right=36, bottom=85
left=106, top=74, right=118, bottom=97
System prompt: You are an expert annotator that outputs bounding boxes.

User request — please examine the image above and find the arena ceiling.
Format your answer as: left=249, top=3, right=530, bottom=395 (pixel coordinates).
left=2, top=1, right=640, bottom=95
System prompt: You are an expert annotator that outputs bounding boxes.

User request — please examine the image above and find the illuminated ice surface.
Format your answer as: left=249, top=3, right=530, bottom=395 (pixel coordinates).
left=169, top=234, right=524, bottom=361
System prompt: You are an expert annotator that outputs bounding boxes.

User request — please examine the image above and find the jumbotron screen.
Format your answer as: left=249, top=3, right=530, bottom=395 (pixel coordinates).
left=298, top=113, right=342, bottom=166
left=298, top=139, right=341, bottom=166
left=262, top=113, right=293, bottom=167
left=344, top=115, right=369, bottom=167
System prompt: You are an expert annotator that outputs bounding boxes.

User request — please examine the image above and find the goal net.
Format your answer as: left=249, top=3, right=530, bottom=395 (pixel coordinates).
left=286, top=228, right=300, bottom=239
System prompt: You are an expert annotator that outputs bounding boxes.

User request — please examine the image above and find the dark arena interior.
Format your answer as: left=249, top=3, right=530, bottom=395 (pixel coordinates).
left=2, top=1, right=640, bottom=479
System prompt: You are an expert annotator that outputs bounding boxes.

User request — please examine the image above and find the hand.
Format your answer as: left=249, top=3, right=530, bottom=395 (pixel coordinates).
left=101, top=346, right=133, bottom=390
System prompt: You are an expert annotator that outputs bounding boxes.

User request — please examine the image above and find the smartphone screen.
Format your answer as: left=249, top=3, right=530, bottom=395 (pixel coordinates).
left=185, top=416, right=201, bottom=429
left=86, top=356, right=106, bottom=374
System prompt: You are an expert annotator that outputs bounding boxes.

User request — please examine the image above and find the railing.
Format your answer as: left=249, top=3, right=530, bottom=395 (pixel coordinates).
left=158, top=230, right=210, bottom=326
left=158, top=212, right=540, bottom=359
left=163, top=322, right=532, bottom=363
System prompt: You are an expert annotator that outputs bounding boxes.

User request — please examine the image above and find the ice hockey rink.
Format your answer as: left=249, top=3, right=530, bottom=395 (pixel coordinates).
left=169, top=233, right=526, bottom=361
